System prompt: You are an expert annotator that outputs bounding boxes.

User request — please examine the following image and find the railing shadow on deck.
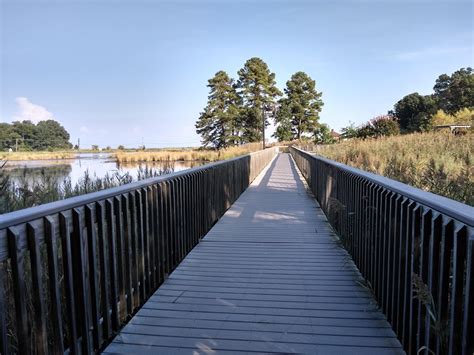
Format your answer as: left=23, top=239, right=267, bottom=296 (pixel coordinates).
left=289, top=146, right=474, bottom=355
left=0, top=148, right=277, bottom=354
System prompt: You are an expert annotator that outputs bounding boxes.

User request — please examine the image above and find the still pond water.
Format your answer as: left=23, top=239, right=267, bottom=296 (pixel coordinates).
left=4, top=153, right=206, bottom=186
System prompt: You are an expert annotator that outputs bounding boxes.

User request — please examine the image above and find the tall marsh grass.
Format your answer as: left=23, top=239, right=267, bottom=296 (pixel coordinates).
left=313, top=131, right=473, bottom=205
left=0, top=151, right=75, bottom=161
left=115, top=143, right=263, bottom=163
left=0, top=165, right=174, bottom=213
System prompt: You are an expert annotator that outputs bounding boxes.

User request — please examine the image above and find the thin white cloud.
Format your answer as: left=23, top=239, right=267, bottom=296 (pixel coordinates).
left=393, top=46, right=471, bottom=61
left=13, top=97, right=54, bottom=123
left=80, top=126, right=89, bottom=133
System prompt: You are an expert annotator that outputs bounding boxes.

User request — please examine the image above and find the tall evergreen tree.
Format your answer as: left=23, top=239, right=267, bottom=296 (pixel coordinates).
left=195, top=71, right=241, bottom=149
left=277, top=71, right=323, bottom=140
left=273, top=99, right=294, bottom=142
left=237, top=58, right=281, bottom=147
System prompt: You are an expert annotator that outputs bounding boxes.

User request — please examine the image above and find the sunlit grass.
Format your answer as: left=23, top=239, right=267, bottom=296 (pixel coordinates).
left=115, top=143, right=263, bottom=163
left=0, top=151, right=75, bottom=160
left=312, top=131, right=473, bottom=205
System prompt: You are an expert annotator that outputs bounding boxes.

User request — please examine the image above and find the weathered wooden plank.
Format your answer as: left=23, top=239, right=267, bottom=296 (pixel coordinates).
left=71, top=208, right=93, bottom=354
left=113, top=196, right=126, bottom=321
left=0, top=262, right=9, bottom=355
left=85, top=204, right=101, bottom=350
left=121, top=194, right=133, bottom=314
left=135, top=190, right=146, bottom=300
left=105, top=199, right=120, bottom=330
left=7, top=227, right=29, bottom=355
left=59, top=212, right=78, bottom=354
left=156, top=183, right=166, bottom=283
left=140, top=188, right=150, bottom=295
left=108, top=332, right=403, bottom=354
left=129, top=316, right=395, bottom=336
left=155, top=284, right=371, bottom=296
left=146, top=296, right=379, bottom=311
left=159, top=182, right=170, bottom=277
left=133, top=307, right=390, bottom=327
left=153, top=289, right=371, bottom=302
left=95, top=201, right=111, bottom=339
left=44, top=216, right=65, bottom=354
left=26, top=223, right=48, bottom=354
left=128, top=191, right=140, bottom=309
left=147, top=185, right=157, bottom=289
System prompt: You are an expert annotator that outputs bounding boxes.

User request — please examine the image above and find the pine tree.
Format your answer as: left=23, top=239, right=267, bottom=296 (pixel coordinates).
left=273, top=99, right=294, bottom=142
left=278, top=71, right=323, bottom=140
left=237, top=58, right=281, bottom=146
left=195, top=71, right=241, bottom=149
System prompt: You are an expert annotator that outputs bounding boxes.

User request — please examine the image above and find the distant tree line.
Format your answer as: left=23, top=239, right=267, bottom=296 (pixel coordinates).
left=195, top=57, right=324, bottom=149
left=342, top=67, right=474, bottom=139
left=0, top=120, right=72, bottom=151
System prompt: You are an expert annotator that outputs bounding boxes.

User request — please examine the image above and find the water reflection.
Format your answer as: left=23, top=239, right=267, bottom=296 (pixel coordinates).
left=4, top=153, right=207, bottom=185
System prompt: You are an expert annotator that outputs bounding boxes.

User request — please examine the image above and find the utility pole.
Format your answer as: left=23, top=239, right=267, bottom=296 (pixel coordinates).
left=77, top=138, right=80, bottom=150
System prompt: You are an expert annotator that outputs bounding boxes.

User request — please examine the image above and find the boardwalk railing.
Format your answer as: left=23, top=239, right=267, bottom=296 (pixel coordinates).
left=290, top=146, right=474, bottom=355
left=0, top=148, right=277, bottom=354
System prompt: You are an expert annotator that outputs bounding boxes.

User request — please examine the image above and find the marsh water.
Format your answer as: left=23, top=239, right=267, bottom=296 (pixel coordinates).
left=4, top=153, right=206, bottom=185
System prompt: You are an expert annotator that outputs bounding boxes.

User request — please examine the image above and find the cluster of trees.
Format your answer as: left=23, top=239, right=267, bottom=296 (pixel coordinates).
left=195, top=57, right=323, bottom=148
left=342, top=67, right=474, bottom=139
left=341, top=116, right=400, bottom=139
left=0, top=120, right=72, bottom=151
left=197, top=62, right=473, bottom=147
left=391, top=67, right=473, bottom=133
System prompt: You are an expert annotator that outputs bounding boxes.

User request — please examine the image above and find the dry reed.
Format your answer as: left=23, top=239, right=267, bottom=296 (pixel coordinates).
left=313, top=131, right=473, bottom=205
left=0, top=151, right=75, bottom=161
left=115, top=143, right=263, bottom=163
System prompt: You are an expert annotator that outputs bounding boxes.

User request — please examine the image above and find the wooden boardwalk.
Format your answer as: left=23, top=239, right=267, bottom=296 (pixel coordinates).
left=104, top=154, right=404, bottom=354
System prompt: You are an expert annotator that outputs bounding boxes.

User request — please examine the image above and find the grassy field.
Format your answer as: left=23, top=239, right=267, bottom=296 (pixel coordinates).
left=312, top=131, right=473, bottom=205
left=115, top=143, right=263, bottom=163
left=0, top=151, right=75, bottom=160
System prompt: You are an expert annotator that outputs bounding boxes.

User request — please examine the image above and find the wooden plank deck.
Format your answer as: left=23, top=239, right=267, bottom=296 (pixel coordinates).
left=103, top=153, right=404, bottom=354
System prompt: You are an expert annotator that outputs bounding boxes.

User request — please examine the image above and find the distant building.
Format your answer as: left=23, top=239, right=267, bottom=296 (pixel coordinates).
left=330, top=129, right=341, bottom=141
left=433, top=125, right=471, bottom=134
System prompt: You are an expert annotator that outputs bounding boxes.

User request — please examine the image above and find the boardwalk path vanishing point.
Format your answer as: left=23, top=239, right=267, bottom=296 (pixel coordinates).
left=104, top=153, right=404, bottom=354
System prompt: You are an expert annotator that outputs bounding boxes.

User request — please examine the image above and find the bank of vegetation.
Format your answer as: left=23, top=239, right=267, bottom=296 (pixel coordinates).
left=115, top=143, right=262, bottom=163
left=0, top=151, right=75, bottom=161
left=335, top=67, right=474, bottom=141
left=313, top=131, right=473, bottom=205
left=0, top=119, right=72, bottom=151
left=195, top=60, right=473, bottom=148
left=0, top=165, right=173, bottom=214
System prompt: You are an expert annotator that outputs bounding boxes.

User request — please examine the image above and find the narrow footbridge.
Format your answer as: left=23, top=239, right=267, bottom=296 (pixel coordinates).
left=0, top=148, right=472, bottom=355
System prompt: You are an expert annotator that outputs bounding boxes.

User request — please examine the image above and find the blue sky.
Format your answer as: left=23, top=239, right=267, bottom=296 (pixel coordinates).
left=1, top=0, right=473, bottom=148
